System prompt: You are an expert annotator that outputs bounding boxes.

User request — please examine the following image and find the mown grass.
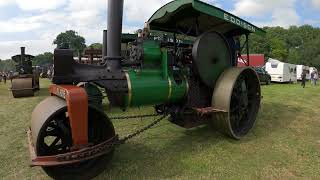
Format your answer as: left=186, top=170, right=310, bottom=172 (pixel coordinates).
left=0, top=79, right=319, bottom=179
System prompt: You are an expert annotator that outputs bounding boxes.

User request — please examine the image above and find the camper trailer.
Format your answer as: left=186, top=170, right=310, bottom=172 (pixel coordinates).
left=297, top=65, right=310, bottom=80
left=265, top=58, right=297, bottom=83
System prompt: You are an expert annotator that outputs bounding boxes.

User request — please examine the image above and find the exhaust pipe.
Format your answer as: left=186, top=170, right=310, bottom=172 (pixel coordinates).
left=103, top=30, right=107, bottom=61
left=106, top=0, right=124, bottom=70
left=20, top=47, right=25, bottom=64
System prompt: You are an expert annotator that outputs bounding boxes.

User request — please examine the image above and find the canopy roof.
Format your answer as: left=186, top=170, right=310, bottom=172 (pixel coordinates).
left=11, top=55, right=35, bottom=63
left=148, top=0, right=265, bottom=36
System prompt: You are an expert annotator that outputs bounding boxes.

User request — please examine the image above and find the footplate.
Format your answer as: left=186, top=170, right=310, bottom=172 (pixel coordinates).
left=27, top=129, right=119, bottom=167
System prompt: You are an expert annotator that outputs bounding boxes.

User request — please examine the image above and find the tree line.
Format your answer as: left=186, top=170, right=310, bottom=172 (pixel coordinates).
left=247, top=25, right=320, bottom=68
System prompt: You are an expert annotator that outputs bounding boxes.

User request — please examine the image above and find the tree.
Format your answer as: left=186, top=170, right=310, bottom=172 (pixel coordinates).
left=269, top=38, right=288, bottom=61
left=0, top=59, right=16, bottom=72
left=33, top=52, right=54, bottom=66
left=247, top=33, right=271, bottom=58
left=53, top=30, right=86, bottom=61
left=246, top=25, right=320, bottom=68
left=88, top=43, right=103, bottom=50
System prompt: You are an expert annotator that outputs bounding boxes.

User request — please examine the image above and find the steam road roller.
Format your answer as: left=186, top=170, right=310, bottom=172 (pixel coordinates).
left=10, top=47, right=39, bottom=98
left=28, top=0, right=265, bottom=179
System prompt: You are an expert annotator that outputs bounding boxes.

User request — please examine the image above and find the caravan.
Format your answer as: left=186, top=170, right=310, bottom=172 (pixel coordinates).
left=296, top=65, right=310, bottom=80
left=265, top=58, right=297, bottom=83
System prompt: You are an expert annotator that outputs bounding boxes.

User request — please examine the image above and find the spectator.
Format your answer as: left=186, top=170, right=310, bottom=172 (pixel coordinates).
left=311, top=70, right=315, bottom=85
left=3, top=73, right=6, bottom=84
left=314, top=71, right=318, bottom=86
left=301, top=70, right=306, bottom=88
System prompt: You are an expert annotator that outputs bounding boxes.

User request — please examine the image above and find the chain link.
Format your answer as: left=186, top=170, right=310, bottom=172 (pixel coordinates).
left=118, top=114, right=168, bottom=143
left=109, top=113, right=161, bottom=120
left=56, top=113, right=170, bottom=162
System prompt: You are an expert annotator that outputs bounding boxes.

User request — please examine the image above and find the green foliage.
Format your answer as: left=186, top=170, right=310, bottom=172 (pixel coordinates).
left=88, top=43, right=103, bottom=50
left=0, top=52, right=53, bottom=72
left=0, top=60, right=15, bottom=72
left=248, top=26, right=320, bottom=68
left=33, top=52, right=53, bottom=66
left=53, top=30, right=86, bottom=56
left=269, top=38, right=288, bottom=62
left=248, top=33, right=271, bottom=57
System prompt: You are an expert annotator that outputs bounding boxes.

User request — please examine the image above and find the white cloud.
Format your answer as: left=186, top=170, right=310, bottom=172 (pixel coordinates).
left=0, top=0, right=13, bottom=7
left=0, top=18, right=42, bottom=33
left=231, top=0, right=300, bottom=28
left=16, top=0, right=66, bottom=11
left=232, top=0, right=296, bottom=17
left=0, top=39, right=55, bottom=59
left=67, top=0, right=106, bottom=12
left=311, top=0, right=320, bottom=8
left=124, top=0, right=171, bottom=22
left=0, top=0, right=66, bottom=11
left=304, top=19, right=320, bottom=25
left=253, top=8, right=300, bottom=28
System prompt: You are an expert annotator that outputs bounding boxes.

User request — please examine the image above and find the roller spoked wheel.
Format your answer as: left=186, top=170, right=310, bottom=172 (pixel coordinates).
left=31, top=96, right=115, bottom=180
left=212, top=67, right=261, bottom=139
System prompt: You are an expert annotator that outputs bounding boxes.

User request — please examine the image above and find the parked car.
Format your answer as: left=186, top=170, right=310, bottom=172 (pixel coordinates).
left=254, top=67, right=271, bottom=85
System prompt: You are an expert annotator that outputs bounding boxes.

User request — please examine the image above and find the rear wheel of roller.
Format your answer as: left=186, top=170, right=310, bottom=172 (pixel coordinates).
left=31, top=96, right=115, bottom=180
left=212, top=67, right=261, bottom=139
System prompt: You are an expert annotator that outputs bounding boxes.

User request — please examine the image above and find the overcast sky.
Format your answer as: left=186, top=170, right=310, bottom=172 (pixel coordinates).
left=0, top=0, right=319, bottom=59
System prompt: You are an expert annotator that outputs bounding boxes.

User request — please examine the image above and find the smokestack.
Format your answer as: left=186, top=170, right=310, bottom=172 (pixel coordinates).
left=20, top=47, right=25, bottom=63
left=103, top=30, right=107, bottom=60
left=106, top=0, right=124, bottom=70
left=20, top=47, right=25, bottom=55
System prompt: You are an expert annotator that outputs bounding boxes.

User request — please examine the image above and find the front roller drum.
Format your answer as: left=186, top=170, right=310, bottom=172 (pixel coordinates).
left=30, top=96, right=116, bottom=179
left=11, top=78, right=34, bottom=98
left=212, top=67, right=261, bottom=139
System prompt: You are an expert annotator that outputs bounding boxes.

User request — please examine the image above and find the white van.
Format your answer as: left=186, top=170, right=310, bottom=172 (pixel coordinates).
left=296, top=65, right=310, bottom=80
left=265, top=58, right=297, bottom=83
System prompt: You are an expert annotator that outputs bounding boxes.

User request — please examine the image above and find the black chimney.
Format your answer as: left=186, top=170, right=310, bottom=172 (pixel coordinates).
left=20, top=47, right=25, bottom=64
left=106, top=0, right=124, bottom=70
left=103, top=30, right=107, bottom=60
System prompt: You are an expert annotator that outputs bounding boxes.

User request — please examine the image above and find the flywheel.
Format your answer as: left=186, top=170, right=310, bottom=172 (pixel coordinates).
left=192, top=31, right=232, bottom=88
left=211, top=67, right=261, bottom=139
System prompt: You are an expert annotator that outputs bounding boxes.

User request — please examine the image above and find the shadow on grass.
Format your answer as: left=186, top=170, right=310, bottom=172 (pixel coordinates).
left=252, top=100, right=301, bottom=139
left=96, top=100, right=302, bottom=179
left=35, top=87, right=50, bottom=97
left=97, top=125, right=223, bottom=179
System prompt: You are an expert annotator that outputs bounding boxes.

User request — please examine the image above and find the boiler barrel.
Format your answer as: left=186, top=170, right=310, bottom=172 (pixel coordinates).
left=122, top=69, right=188, bottom=108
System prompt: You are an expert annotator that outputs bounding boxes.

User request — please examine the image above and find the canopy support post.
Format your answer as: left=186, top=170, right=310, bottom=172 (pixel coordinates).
left=246, top=34, right=250, bottom=66
left=173, top=32, right=177, bottom=55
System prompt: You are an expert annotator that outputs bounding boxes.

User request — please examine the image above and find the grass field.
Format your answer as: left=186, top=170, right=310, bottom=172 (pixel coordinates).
left=0, top=79, right=319, bottom=179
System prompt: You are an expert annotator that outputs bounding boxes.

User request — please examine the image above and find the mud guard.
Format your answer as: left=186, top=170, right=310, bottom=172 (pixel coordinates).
left=49, top=84, right=89, bottom=146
